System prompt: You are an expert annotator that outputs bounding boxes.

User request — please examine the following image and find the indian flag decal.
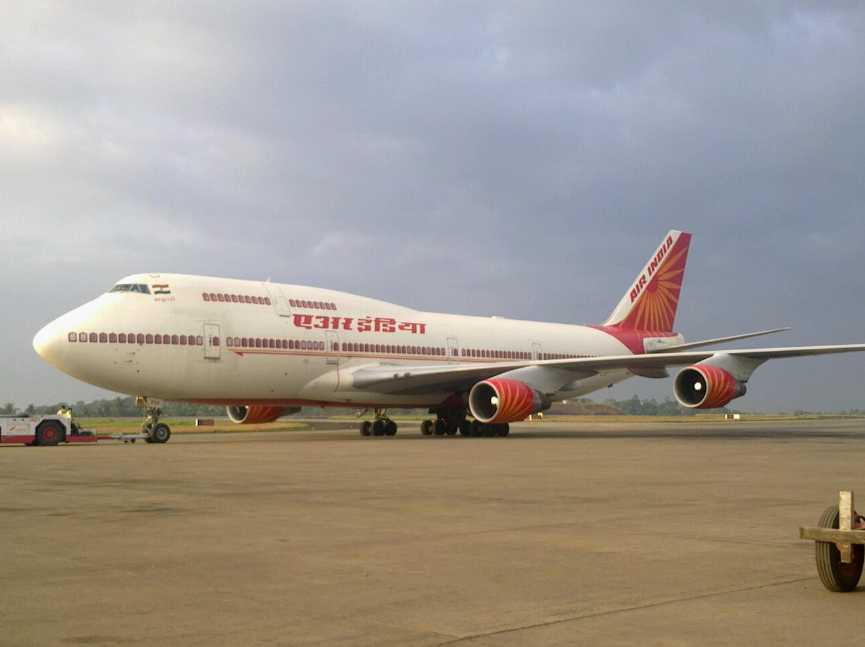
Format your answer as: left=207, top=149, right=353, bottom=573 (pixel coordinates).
left=152, top=284, right=171, bottom=295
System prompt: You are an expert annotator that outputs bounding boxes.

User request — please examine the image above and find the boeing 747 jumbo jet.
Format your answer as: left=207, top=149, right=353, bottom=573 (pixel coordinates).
left=32, top=231, right=865, bottom=443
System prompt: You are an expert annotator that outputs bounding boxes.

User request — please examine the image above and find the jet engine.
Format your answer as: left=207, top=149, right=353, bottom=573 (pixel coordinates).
left=674, top=364, right=747, bottom=409
left=226, top=405, right=301, bottom=424
left=468, top=378, right=548, bottom=423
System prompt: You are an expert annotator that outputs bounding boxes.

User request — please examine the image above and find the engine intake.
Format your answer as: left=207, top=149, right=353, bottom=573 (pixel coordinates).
left=674, top=365, right=746, bottom=409
left=226, top=405, right=301, bottom=424
left=468, top=378, right=547, bottom=423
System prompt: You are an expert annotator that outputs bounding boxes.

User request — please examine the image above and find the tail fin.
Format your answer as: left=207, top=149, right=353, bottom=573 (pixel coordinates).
left=603, top=230, right=692, bottom=331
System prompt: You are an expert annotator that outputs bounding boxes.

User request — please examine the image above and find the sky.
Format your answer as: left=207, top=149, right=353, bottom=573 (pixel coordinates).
left=1, top=1, right=864, bottom=411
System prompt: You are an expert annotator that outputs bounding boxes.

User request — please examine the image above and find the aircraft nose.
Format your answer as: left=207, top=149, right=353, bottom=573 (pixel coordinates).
left=33, top=319, right=64, bottom=365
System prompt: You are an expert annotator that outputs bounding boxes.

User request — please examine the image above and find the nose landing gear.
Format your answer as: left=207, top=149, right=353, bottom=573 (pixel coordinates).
left=136, top=397, right=171, bottom=444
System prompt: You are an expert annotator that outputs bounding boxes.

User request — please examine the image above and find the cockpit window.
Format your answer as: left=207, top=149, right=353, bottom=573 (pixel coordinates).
left=109, top=283, right=151, bottom=295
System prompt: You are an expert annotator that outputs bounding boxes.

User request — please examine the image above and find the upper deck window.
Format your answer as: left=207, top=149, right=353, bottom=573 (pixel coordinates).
left=109, top=283, right=151, bottom=295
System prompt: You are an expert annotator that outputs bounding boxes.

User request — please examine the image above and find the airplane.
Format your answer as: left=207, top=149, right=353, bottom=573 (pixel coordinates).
left=32, top=230, right=865, bottom=443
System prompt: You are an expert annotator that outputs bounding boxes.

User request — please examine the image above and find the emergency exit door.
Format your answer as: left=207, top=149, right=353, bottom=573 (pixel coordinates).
left=204, top=323, right=221, bottom=360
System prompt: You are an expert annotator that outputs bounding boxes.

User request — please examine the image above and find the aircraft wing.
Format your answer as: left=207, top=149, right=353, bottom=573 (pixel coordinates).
left=652, top=327, right=791, bottom=352
left=349, top=343, right=865, bottom=395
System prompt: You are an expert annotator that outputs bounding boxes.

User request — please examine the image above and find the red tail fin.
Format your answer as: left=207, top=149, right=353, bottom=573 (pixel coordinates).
left=604, top=230, right=691, bottom=332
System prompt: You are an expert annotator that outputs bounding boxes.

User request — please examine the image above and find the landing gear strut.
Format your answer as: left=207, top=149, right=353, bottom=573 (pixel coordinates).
left=359, top=409, right=398, bottom=437
left=137, top=397, right=171, bottom=444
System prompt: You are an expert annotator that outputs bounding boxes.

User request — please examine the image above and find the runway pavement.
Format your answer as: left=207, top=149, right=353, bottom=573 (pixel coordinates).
left=2, top=417, right=865, bottom=646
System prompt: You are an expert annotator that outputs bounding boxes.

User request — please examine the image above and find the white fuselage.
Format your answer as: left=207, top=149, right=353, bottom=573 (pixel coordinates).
left=34, top=273, right=678, bottom=408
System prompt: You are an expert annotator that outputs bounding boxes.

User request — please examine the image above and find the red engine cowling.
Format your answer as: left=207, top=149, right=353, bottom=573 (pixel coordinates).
left=468, top=378, right=547, bottom=423
left=226, top=405, right=301, bottom=424
left=674, top=364, right=747, bottom=409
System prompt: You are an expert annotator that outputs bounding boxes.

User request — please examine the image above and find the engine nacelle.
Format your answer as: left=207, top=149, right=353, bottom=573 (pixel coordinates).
left=468, top=378, right=548, bottom=423
left=674, top=364, right=747, bottom=409
left=226, top=405, right=301, bottom=424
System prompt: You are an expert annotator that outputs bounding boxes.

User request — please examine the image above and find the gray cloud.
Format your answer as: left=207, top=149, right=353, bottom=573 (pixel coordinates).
left=2, top=1, right=864, bottom=410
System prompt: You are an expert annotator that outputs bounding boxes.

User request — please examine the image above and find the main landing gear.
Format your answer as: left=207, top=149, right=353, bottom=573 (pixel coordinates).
left=136, top=397, right=171, bottom=444
left=420, top=411, right=510, bottom=438
left=359, top=409, right=398, bottom=437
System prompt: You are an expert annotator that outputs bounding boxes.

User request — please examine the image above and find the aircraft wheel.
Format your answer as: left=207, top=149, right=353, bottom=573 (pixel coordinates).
left=433, top=419, right=446, bottom=436
left=469, top=420, right=484, bottom=437
left=445, top=418, right=459, bottom=435
left=816, top=505, right=865, bottom=592
left=150, top=423, right=171, bottom=444
left=420, top=420, right=433, bottom=436
left=496, top=423, right=510, bottom=437
left=385, top=419, right=398, bottom=436
left=372, top=419, right=387, bottom=436
left=360, top=421, right=372, bottom=436
left=35, top=420, right=65, bottom=446
left=457, top=419, right=471, bottom=436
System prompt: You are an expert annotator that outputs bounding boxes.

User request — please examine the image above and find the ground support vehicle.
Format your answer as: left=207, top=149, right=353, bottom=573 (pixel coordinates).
left=800, top=490, right=865, bottom=591
left=0, top=415, right=165, bottom=446
left=0, top=415, right=97, bottom=446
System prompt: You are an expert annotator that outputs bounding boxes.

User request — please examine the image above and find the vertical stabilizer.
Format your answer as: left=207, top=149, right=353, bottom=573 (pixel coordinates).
left=603, top=230, right=691, bottom=331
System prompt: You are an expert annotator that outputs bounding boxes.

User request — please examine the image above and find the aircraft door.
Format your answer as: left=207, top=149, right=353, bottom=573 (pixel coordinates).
left=324, top=331, right=340, bottom=390
left=447, top=337, right=459, bottom=362
left=531, top=342, right=542, bottom=361
left=204, top=323, right=221, bottom=360
left=263, top=282, right=292, bottom=317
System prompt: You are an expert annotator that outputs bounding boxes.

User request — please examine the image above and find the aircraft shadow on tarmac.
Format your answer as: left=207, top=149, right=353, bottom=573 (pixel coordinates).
left=157, top=424, right=865, bottom=444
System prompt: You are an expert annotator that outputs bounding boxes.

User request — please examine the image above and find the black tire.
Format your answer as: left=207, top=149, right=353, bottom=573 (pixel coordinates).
left=150, top=423, right=171, bottom=444
left=457, top=419, right=471, bottom=436
left=445, top=418, right=458, bottom=435
left=433, top=419, right=446, bottom=436
left=360, top=421, right=372, bottom=436
left=496, top=423, right=510, bottom=437
left=420, top=420, right=433, bottom=436
left=35, top=420, right=65, bottom=446
left=469, top=420, right=483, bottom=437
left=815, top=505, right=864, bottom=592
left=385, top=419, right=398, bottom=436
left=372, top=419, right=387, bottom=436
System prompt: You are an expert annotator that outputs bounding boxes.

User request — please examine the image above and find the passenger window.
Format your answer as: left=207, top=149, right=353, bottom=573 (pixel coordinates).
left=171, top=334, right=179, bottom=345
left=145, top=334, right=153, bottom=344
left=68, top=332, right=77, bottom=342
left=217, top=294, right=225, bottom=302
left=118, top=333, right=126, bottom=343
left=154, top=335, right=162, bottom=345
left=109, top=333, right=117, bottom=343
left=230, top=295, right=238, bottom=303
left=212, top=337, right=220, bottom=347
left=203, top=293, right=210, bottom=301
left=136, top=333, right=144, bottom=344
left=89, top=333, right=98, bottom=343
left=99, top=333, right=108, bottom=343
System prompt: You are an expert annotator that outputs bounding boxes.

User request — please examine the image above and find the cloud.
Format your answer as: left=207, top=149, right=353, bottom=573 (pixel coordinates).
left=1, top=1, right=864, bottom=409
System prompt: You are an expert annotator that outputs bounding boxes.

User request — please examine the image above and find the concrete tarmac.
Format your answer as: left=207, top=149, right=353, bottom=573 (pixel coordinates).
left=3, top=418, right=865, bottom=646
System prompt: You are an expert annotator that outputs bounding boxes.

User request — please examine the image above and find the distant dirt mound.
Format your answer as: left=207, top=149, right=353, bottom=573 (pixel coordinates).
left=546, top=399, right=622, bottom=416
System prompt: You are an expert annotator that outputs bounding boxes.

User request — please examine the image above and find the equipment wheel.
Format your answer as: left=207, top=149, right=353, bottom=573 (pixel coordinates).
left=360, top=421, right=372, bottom=436
left=372, top=419, right=387, bottom=436
left=434, top=419, right=446, bottom=436
left=150, top=423, right=171, bottom=444
left=35, top=420, right=65, bottom=446
left=815, top=505, right=865, bottom=592
left=420, top=420, right=433, bottom=436
left=385, top=419, right=398, bottom=436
